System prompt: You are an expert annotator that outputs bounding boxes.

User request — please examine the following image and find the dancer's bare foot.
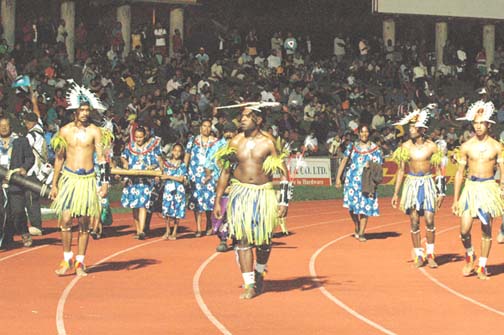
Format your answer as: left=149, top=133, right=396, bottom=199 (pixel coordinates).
left=426, top=254, right=438, bottom=268
left=239, top=285, right=256, bottom=299
left=55, top=259, right=73, bottom=276
left=476, top=266, right=490, bottom=280
left=462, top=254, right=475, bottom=277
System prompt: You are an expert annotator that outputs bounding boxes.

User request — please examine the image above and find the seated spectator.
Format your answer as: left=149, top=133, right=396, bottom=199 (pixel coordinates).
left=267, top=49, right=281, bottom=69
left=195, top=47, right=210, bottom=67
left=288, top=86, right=304, bottom=108
left=371, top=108, right=386, bottom=130
left=210, top=60, right=224, bottom=81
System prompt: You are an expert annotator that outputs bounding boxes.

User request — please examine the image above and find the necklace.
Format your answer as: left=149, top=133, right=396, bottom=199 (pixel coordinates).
left=198, top=135, right=210, bottom=155
left=76, top=128, right=86, bottom=141
left=477, top=136, right=488, bottom=156
left=246, top=138, right=256, bottom=150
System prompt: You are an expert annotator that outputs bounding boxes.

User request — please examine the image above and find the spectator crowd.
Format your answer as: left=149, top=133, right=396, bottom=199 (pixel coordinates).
left=2, top=12, right=504, bottom=245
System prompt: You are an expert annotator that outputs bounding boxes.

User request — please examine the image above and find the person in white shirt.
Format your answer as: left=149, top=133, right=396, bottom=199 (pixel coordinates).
left=371, top=109, right=386, bottom=130
left=333, top=35, right=346, bottom=62
left=260, top=88, right=275, bottom=103
left=22, top=109, right=46, bottom=236
left=154, top=22, right=167, bottom=56
left=210, top=60, right=224, bottom=81
left=195, top=47, right=210, bottom=66
left=166, top=76, right=182, bottom=95
left=56, top=20, right=67, bottom=44
left=254, top=52, right=265, bottom=67
left=270, top=32, right=283, bottom=56
left=266, top=50, right=281, bottom=69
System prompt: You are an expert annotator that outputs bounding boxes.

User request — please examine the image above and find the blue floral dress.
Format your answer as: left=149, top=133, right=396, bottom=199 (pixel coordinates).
left=204, top=137, right=228, bottom=183
left=186, top=135, right=219, bottom=212
left=342, top=142, right=383, bottom=216
left=121, top=137, right=162, bottom=209
left=162, top=160, right=187, bottom=219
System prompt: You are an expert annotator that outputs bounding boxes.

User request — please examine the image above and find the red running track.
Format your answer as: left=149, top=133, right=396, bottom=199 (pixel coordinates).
left=1, top=198, right=504, bottom=334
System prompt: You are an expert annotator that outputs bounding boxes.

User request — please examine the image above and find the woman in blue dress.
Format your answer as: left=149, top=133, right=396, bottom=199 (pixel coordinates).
left=161, top=144, right=187, bottom=240
left=184, top=120, right=219, bottom=237
left=336, top=124, right=383, bottom=241
left=121, top=127, right=163, bottom=240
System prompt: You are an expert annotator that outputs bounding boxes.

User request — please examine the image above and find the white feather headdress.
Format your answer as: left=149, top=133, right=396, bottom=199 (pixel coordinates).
left=393, top=104, right=436, bottom=128
left=65, top=79, right=106, bottom=111
left=456, top=100, right=495, bottom=124
left=215, top=101, right=280, bottom=113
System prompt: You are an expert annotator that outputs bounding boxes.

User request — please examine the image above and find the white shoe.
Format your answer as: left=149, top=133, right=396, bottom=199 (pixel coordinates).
left=497, top=232, right=504, bottom=244
left=29, top=226, right=43, bottom=236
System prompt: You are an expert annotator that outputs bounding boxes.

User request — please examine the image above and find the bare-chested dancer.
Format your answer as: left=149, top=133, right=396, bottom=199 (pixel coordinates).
left=50, top=83, right=109, bottom=276
left=452, top=100, right=504, bottom=280
left=214, top=104, right=289, bottom=299
left=391, top=106, right=445, bottom=268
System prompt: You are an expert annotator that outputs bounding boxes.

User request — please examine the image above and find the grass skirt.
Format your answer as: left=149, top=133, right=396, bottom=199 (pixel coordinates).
left=457, top=179, right=504, bottom=218
left=51, top=169, right=100, bottom=219
left=227, top=179, right=278, bottom=245
left=400, top=174, right=437, bottom=214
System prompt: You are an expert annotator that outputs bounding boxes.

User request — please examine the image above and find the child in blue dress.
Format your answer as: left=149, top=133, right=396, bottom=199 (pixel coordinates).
left=161, top=144, right=187, bottom=240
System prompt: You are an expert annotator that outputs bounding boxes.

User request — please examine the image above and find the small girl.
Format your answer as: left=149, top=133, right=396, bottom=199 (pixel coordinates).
left=161, top=143, right=187, bottom=240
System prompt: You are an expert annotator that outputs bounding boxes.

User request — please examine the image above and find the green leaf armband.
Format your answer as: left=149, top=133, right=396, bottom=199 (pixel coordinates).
left=213, top=145, right=237, bottom=170
left=50, top=133, right=67, bottom=154
left=391, top=147, right=410, bottom=164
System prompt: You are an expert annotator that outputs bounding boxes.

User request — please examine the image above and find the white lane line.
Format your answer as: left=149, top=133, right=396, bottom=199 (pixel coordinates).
left=309, top=213, right=504, bottom=335
left=55, top=205, right=346, bottom=335
left=190, top=213, right=396, bottom=335
left=0, top=245, right=48, bottom=262
left=56, top=237, right=165, bottom=335
left=308, top=219, right=415, bottom=335
left=193, top=253, right=233, bottom=335
left=419, top=225, right=504, bottom=316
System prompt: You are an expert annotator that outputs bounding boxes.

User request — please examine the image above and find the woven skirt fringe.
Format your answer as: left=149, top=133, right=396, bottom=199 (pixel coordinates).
left=51, top=169, right=101, bottom=219
left=457, top=179, right=504, bottom=218
left=227, top=180, right=278, bottom=245
left=400, top=174, right=437, bottom=214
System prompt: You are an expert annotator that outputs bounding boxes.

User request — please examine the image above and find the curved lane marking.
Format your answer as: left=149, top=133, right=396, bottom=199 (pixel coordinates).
left=193, top=253, right=233, bottom=335
left=310, top=213, right=504, bottom=335
left=0, top=245, right=48, bottom=262
left=419, top=225, right=504, bottom=316
left=190, top=213, right=396, bottom=335
left=308, top=219, right=414, bottom=335
left=55, top=203, right=347, bottom=335
left=53, top=205, right=393, bottom=335
left=56, top=237, right=166, bottom=335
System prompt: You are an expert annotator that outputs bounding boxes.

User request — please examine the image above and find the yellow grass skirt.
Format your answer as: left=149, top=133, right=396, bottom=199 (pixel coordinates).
left=400, top=174, right=437, bottom=214
left=457, top=178, right=504, bottom=218
left=51, top=168, right=101, bottom=219
left=227, top=179, right=278, bottom=245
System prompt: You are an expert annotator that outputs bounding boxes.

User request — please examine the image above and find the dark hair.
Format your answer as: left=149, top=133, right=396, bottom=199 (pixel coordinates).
left=357, top=124, right=370, bottom=132
left=201, top=118, right=212, bottom=126
left=172, top=143, right=185, bottom=158
left=134, top=126, right=146, bottom=135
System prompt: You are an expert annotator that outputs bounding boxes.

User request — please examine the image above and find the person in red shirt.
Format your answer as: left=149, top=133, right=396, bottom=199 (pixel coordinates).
left=52, top=89, right=67, bottom=109
left=172, top=29, right=183, bottom=56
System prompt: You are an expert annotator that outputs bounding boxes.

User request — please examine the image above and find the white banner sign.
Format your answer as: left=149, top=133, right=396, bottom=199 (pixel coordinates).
left=274, top=157, right=332, bottom=186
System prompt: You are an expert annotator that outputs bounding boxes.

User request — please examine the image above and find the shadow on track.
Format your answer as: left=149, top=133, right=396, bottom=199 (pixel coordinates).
left=365, top=231, right=401, bottom=240
left=434, top=253, right=464, bottom=266
left=264, top=276, right=328, bottom=293
left=89, top=258, right=161, bottom=273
